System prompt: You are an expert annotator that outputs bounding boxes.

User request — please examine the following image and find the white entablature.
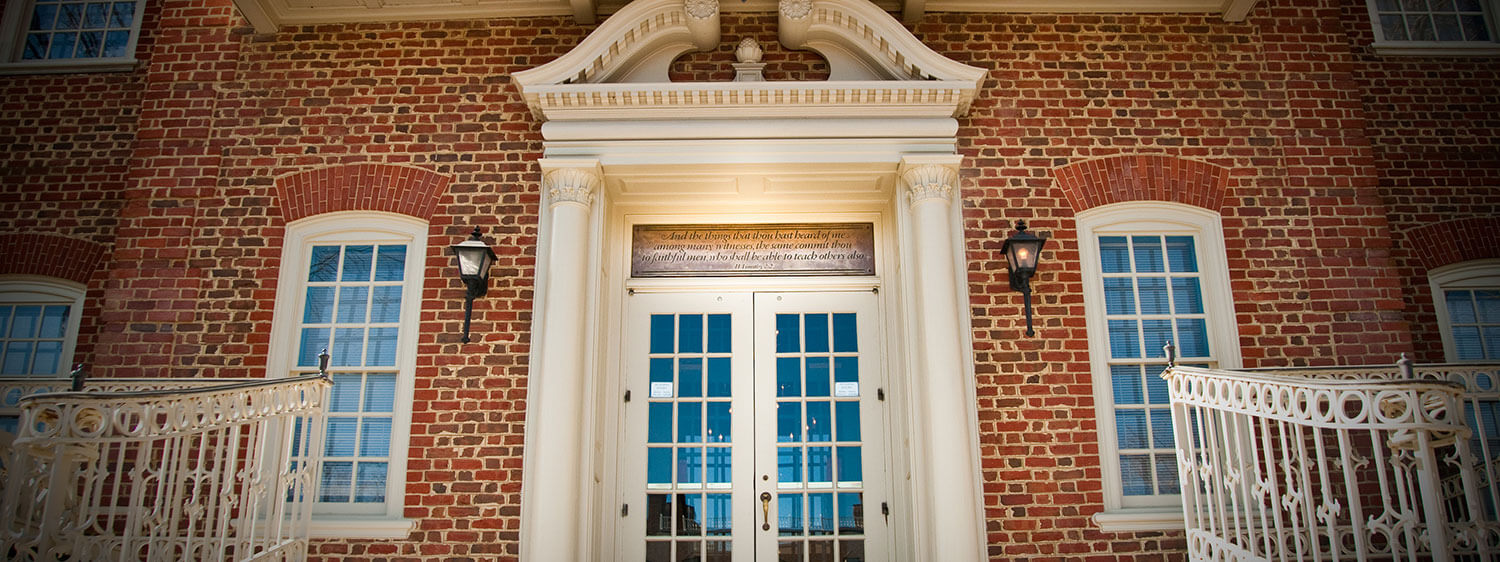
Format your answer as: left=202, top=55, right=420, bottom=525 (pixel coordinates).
left=513, top=0, right=986, bottom=126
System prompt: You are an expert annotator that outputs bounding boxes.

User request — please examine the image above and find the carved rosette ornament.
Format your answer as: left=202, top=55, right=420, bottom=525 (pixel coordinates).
left=543, top=167, right=601, bottom=207
left=900, top=164, right=958, bottom=204
left=779, top=0, right=812, bottom=20
left=684, top=0, right=718, bottom=20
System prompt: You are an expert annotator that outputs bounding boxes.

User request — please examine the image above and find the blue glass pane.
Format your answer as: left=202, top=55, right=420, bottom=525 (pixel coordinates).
left=1155, top=454, right=1179, bottom=495
left=705, top=494, right=731, bottom=535
left=678, top=493, right=703, bottom=536
left=48, top=30, right=74, bottom=58
left=364, top=373, right=396, bottom=412
left=805, top=314, right=829, bottom=353
left=31, top=4, right=58, bottom=30
left=85, top=4, right=106, bottom=27
left=778, top=402, right=801, bottom=443
left=325, top=418, right=357, bottom=456
left=835, top=401, right=860, bottom=442
left=706, top=447, right=731, bottom=485
left=296, top=328, right=329, bottom=367
left=1111, top=365, right=1143, bottom=404
left=776, top=314, right=800, bottom=353
left=650, top=358, right=672, bottom=384
left=370, top=286, right=402, bottom=323
left=1103, top=278, right=1135, bottom=315
left=332, top=328, right=364, bottom=366
left=679, top=314, right=703, bottom=353
left=678, top=448, right=702, bottom=486
left=360, top=418, right=392, bottom=456
left=1099, top=236, right=1130, bottom=273
left=1146, top=365, right=1170, bottom=404
left=1448, top=291, right=1477, bottom=323
left=679, top=358, right=703, bottom=398
left=806, top=402, right=831, bottom=442
left=1142, top=319, right=1173, bottom=358
left=650, top=315, right=674, bottom=354
left=2, top=343, right=31, bottom=374
left=1177, top=319, right=1211, bottom=358
left=341, top=245, right=373, bottom=282
left=57, top=4, right=81, bottom=28
left=1151, top=410, right=1174, bottom=449
left=1132, top=236, right=1165, bottom=273
left=32, top=342, right=61, bottom=375
left=10, top=306, right=38, bottom=338
left=805, top=357, right=830, bottom=397
left=833, top=357, right=857, bottom=384
left=777, top=357, right=801, bottom=397
left=38, top=306, right=67, bottom=338
left=308, top=246, right=339, bottom=282
left=836, top=447, right=862, bottom=484
left=678, top=403, right=702, bottom=443
left=1478, top=291, right=1500, bottom=323
left=832, top=314, right=857, bottom=352
left=1455, top=326, right=1484, bottom=360
left=336, top=287, right=368, bottom=323
left=706, top=402, right=730, bottom=442
left=778, top=493, right=803, bottom=536
left=778, top=447, right=802, bottom=486
left=1108, top=320, right=1140, bottom=359
left=808, top=493, right=834, bottom=535
left=355, top=462, right=387, bottom=503
left=1171, top=278, right=1204, bottom=314
left=1486, top=327, right=1500, bottom=360
left=319, top=461, right=352, bottom=502
left=647, top=447, right=671, bottom=485
left=707, top=314, right=731, bottom=353
left=366, top=327, right=398, bottom=366
left=1116, top=410, right=1147, bottom=449
left=1165, top=236, right=1197, bottom=273
left=1120, top=455, right=1152, bottom=496
left=374, top=245, right=406, bottom=281
left=1138, top=278, right=1169, bottom=314
left=303, top=286, right=334, bottom=323
left=707, top=358, right=731, bottom=397
left=102, top=30, right=128, bottom=57
left=23, top=34, right=47, bottom=60
left=328, top=374, right=361, bottom=412
left=808, top=447, right=832, bottom=484
left=648, top=403, right=672, bottom=443
left=0, top=307, right=10, bottom=337
left=109, top=2, right=133, bottom=27
left=838, top=493, right=864, bottom=534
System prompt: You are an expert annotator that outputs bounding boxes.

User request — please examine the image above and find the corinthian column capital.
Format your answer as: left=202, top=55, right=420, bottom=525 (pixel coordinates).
left=899, top=162, right=959, bottom=205
left=541, top=163, right=602, bottom=208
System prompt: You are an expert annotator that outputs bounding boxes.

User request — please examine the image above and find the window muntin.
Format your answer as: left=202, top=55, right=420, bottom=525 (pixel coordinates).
left=1368, top=0, right=1500, bottom=44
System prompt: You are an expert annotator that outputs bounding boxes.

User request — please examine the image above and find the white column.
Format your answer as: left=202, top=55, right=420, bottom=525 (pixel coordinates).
left=899, top=158, right=985, bottom=561
left=521, top=163, right=601, bottom=561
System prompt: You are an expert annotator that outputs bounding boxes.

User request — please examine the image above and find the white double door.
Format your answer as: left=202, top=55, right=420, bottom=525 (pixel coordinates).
left=619, top=291, right=888, bottom=562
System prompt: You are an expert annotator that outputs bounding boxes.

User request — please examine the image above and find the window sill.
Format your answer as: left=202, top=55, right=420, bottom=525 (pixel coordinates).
left=309, top=515, right=416, bottom=539
left=1091, top=508, right=1186, bottom=532
left=0, top=58, right=139, bottom=75
left=1370, top=41, right=1500, bottom=57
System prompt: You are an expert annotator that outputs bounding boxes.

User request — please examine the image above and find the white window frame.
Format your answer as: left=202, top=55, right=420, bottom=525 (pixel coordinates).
left=1429, top=258, right=1500, bottom=362
left=0, top=0, right=145, bottom=74
left=0, top=275, right=86, bottom=378
left=1077, top=202, right=1241, bottom=531
left=1365, top=0, right=1500, bottom=56
left=266, top=212, right=424, bottom=538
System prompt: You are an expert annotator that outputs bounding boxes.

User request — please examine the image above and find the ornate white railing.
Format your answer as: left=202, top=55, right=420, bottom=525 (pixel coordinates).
left=0, top=373, right=331, bottom=561
left=1165, top=358, right=1500, bottom=561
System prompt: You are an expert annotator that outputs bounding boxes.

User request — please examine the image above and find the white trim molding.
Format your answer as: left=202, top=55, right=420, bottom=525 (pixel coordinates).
left=1429, top=258, right=1500, bottom=362
left=0, top=276, right=86, bottom=377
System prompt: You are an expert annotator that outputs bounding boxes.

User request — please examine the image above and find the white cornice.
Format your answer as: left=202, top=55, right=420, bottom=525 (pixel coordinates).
left=521, top=80, right=981, bottom=122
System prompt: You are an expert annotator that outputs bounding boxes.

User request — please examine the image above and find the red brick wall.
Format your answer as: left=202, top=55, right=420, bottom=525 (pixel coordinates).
left=1334, top=0, right=1500, bottom=363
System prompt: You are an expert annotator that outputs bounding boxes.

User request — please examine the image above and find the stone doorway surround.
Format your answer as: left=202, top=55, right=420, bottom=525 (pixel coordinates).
left=512, top=0, right=988, bottom=559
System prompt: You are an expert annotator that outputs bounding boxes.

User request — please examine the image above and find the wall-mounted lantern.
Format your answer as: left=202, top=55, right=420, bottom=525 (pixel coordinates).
left=450, top=227, right=497, bottom=344
left=1001, top=219, right=1047, bottom=337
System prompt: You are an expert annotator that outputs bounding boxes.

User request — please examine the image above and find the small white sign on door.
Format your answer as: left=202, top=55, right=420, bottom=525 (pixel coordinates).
left=649, top=382, right=674, bottom=398
left=834, top=382, right=859, bottom=397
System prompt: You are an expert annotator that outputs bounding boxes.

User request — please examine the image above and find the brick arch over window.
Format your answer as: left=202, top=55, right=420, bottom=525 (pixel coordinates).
left=0, top=233, right=108, bottom=284
left=1406, top=217, right=1500, bottom=271
left=274, top=164, right=452, bottom=222
left=1053, top=155, right=1230, bottom=213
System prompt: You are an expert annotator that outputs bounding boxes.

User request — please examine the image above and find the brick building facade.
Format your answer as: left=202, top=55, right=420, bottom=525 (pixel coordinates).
left=0, top=0, right=1496, bottom=559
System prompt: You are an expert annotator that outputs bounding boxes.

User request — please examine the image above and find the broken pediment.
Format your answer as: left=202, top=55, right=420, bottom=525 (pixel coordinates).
left=512, top=0, right=986, bottom=122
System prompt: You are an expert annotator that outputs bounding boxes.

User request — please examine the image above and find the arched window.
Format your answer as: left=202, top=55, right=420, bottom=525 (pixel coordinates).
left=1077, top=202, right=1241, bottom=529
left=267, top=212, right=425, bottom=537
left=0, top=276, right=85, bottom=378
left=1429, top=259, right=1500, bottom=362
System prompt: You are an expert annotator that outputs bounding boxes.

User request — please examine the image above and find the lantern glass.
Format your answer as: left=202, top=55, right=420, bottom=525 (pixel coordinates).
left=453, top=244, right=491, bottom=279
left=1004, top=237, right=1044, bottom=273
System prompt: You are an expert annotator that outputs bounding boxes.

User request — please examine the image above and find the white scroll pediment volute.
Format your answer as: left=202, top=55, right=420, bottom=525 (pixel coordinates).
left=777, top=0, right=984, bottom=83
left=512, top=0, right=721, bottom=87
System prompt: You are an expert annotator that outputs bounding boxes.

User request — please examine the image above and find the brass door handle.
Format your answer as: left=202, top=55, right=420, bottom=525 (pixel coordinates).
left=760, top=492, right=772, bottom=531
